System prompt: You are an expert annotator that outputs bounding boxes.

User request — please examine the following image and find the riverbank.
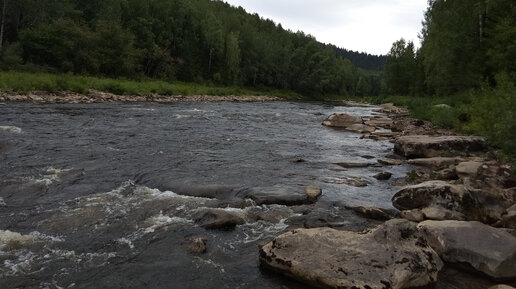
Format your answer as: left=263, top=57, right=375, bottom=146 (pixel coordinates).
left=261, top=103, right=516, bottom=289
left=0, top=71, right=300, bottom=102
left=0, top=90, right=281, bottom=103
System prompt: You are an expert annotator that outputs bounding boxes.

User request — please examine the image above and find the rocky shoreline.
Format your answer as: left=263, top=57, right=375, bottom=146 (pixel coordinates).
left=261, top=103, right=516, bottom=289
left=0, top=90, right=281, bottom=103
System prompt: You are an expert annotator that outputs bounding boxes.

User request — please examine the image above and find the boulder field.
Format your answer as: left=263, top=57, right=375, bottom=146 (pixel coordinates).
left=260, top=104, right=516, bottom=288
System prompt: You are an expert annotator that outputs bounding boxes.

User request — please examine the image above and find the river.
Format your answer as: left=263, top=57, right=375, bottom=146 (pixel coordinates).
left=1, top=101, right=419, bottom=288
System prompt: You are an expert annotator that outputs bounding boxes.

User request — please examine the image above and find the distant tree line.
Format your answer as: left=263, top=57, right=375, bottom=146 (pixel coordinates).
left=383, top=0, right=516, bottom=96
left=0, top=0, right=382, bottom=97
left=331, top=46, right=386, bottom=72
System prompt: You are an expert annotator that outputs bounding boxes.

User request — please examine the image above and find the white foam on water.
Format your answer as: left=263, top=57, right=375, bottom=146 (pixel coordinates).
left=0, top=125, right=22, bottom=133
left=0, top=230, right=64, bottom=251
left=0, top=197, right=5, bottom=206
left=24, top=166, right=71, bottom=187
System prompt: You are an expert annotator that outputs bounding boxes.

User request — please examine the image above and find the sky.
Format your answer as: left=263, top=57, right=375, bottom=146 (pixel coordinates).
left=223, top=0, right=429, bottom=55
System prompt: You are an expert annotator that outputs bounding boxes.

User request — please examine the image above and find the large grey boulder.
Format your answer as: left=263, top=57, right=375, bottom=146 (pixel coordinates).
left=322, top=113, right=376, bottom=133
left=322, top=112, right=362, bottom=127
left=260, top=219, right=443, bottom=289
left=418, top=220, right=516, bottom=280
left=394, top=181, right=516, bottom=224
left=392, top=181, right=469, bottom=214
left=394, top=135, right=485, bottom=158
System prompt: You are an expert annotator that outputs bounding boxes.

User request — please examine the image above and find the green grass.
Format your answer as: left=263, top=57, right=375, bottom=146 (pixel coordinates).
left=0, top=70, right=302, bottom=100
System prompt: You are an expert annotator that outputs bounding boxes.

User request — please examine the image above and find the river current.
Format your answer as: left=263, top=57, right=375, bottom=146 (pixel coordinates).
left=0, top=101, right=416, bottom=288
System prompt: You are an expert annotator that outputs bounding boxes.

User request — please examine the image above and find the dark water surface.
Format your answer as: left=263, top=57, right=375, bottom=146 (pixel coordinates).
left=0, top=101, right=432, bottom=288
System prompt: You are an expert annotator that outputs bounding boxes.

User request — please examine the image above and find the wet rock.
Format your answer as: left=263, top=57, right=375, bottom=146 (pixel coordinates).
left=187, top=237, right=208, bottom=254
left=378, top=159, right=402, bottom=166
left=346, top=206, right=392, bottom=220
left=394, top=135, right=485, bottom=158
left=193, top=208, right=245, bottom=230
left=290, top=157, right=305, bottom=163
left=456, top=161, right=483, bottom=178
left=407, top=157, right=465, bottom=170
left=242, top=186, right=322, bottom=206
left=361, top=155, right=375, bottom=159
left=418, top=220, right=516, bottom=280
left=260, top=219, right=443, bottom=289
left=334, top=161, right=373, bottom=168
left=322, top=176, right=368, bottom=187
left=322, top=113, right=362, bottom=128
left=285, top=208, right=348, bottom=229
left=374, top=171, right=392, bottom=180
left=305, top=186, right=322, bottom=201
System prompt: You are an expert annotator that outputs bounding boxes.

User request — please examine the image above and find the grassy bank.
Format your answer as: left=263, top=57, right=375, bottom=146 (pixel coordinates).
left=360, top=80, right=516, bottom=168
left=0, top=71, right=302, bottom=100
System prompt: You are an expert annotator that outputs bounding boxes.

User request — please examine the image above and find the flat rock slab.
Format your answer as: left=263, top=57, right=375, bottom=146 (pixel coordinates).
left=241, top=186, right=322, bottom=206
left=394, top=135, right=485, bottom=158
left=407, top=157, right=465, bottom=170
left=418, top=220, right=516, bottom=280
left=260, top=219, right=443, bottom=289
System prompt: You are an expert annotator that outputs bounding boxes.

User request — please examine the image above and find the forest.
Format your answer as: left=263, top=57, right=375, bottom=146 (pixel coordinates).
left=0, top=0, right=384, bottom=97
left=382, top=0, right=515, bottom=164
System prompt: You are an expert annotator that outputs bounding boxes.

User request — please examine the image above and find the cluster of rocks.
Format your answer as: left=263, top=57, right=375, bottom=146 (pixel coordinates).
left=0, top=90, right=280, bottom=103
left=260, top=103, right=516, bottom=289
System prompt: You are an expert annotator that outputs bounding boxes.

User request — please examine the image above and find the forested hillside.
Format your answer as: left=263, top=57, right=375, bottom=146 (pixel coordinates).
left=331, top=46, right=386, bottom=72
left=382, top=0, right=515, bottom=163
left=0, top=0, right=381, bottom=97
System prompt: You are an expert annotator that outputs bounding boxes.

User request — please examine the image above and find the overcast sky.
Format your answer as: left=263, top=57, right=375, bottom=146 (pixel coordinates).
left=223, top=0, right=429, bottom=55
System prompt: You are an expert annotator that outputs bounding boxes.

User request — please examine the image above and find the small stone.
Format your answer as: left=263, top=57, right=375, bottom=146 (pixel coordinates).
left=305, top=186, right=322, bottom=201
left=188, top=237, right=208, bottom=254
left=346, top=206, right=392, bottom=220
left=374, top=171, right=392, bottom=180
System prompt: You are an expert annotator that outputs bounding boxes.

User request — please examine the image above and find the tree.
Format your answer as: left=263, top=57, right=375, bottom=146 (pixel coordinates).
left=383, top=39, right=417, bottom=95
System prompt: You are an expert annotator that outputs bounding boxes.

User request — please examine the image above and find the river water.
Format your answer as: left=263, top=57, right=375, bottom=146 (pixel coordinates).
left=0, top=101, right=418, bottom=289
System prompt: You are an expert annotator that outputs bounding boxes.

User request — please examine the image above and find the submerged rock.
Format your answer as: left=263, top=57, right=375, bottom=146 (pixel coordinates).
left=193, top=208, right=245, bottom=230
left=260, top=219, right=443, bottom=289
left=394, top=135, right=485, bottom=158
left=374, top=171, right=392, bottom=180
left=418, top=220, right=516, bottom=280
left=334, top=161, right=374, bottom=168
left=187, top=236, right=208, bottom=254
left=346, top=205, right=393, bottom=220
left=242, top=186, right=322, bottom=206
